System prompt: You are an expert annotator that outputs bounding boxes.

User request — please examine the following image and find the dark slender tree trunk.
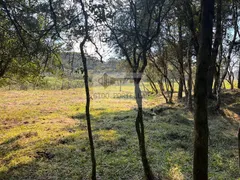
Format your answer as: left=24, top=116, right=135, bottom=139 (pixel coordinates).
left=134, top=76, right=155, bottom=180
left=151, top=59, right=173, bottom=103
left=187, top=46, right=193, bottom=111
left=178, top=78, right=183, bottom=99
left=150, top=82, right=158, bottom=94
left=147, top=74, right=158, bottom=94
left=79, top=0, right=96, bottom=179
left=213, top=43, right=223, bottom=94
left=165, top=77, right=174, bottom=103
left=193, top=0, right=214, bottom=179
left=207, top=0, right=222, bottom=98
left=214, top=65, right=220, bottom=94
left=177, top=18, right=184, bottom=100
left=80, top=43, right=96, bottom=179
left=81, top=46, right=97, bottom=180
left=158, top=80, right=168, bottom=103
left=230, top=72, right=234, bottom=89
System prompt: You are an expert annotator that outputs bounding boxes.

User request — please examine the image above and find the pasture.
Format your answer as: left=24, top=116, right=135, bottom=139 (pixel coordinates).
left=0, top=85, right=239, bottom=179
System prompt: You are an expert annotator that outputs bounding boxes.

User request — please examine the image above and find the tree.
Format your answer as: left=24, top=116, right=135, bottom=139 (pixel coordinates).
left=149, top=47, right=174, bottom=104
left=193, top=0, right=214, bottom=179
left=0, top=0, right=61, bottom=84
left=216, top=0, right=239, bottom=109
left=207, top=0, right=222, bottom=98
left=78, top=0, right=97, bottom=179
left=103, top=0, right=174, bottom=178
left=187, top=39, right=193, bottom=111
left=31, top=0, right=99, bottom=178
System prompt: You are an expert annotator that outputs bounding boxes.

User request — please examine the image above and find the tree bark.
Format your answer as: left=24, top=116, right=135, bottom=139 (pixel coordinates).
left=158, top=80, right=168, bottom=103
left=207, top=0, right=222, bottom=98
left=193, top=0, right=214, bottom=179
left=214, top=65, right=220, bottom=94
left=213, top=43, right=223, bottom=94
left=150, top=58, right=173, bottom=103
left=178, top=78, right=183, bottom=99
left=81, top=45, right=97, bottom=180
left=187, top=44, right=193, bottom=111
left=79, top=0, right=96, bottom=179
left=178, top=18, right=184, bottom=100
left=134, top=76, right=155, bottom=180
left=229, top=71, right=234, bottom=89
left=146, top=74, right=158, bottom=94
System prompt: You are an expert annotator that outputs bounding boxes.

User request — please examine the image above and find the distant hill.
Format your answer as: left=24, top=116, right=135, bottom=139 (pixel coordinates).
left=60, top=52, right=124, bottom=77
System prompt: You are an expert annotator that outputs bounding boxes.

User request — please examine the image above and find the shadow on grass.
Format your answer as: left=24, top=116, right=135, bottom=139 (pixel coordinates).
left=0, top=102, right=239, bottom=179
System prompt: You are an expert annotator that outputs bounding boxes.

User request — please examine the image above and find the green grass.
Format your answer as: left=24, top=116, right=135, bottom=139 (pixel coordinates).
left=0, top=85, right=239, bottom=179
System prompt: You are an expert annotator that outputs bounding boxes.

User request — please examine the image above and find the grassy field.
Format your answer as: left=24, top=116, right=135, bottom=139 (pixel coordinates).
left=0, top=85, right=239, bottom=179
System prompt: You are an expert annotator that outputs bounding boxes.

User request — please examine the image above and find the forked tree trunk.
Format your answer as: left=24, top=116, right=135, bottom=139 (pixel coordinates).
left=158, top=80, right=168, bottom=103
left=193, top=0, right=214, bottom=179
left=151, top=59, right=173, bottom=103
left=134, top=76, right=155, bottom=180
left=147, top=74, right=158, bottom=94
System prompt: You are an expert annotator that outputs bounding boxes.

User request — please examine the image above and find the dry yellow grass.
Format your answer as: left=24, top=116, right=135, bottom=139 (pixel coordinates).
left=0, top=87, right=239, bottom=179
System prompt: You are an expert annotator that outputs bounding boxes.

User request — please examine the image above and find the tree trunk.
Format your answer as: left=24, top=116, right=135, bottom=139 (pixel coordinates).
left=216, top=47, right=234, bottom=109
left=159, top=76, right=165, bottom=91
left=178, top=18, right=184, bottom=100
left=230, top=73, right=234, bottom=89
left=158, top=80, right=168, bottom=103
left=134, top=76, right=155, bottom=180
left=187, top=46, right=193, bottom=111
left=193, top=0, right=214, bottom=179
left=165, top=77, right=174, bottom=103
left=214, top=43, right=223, bottom=94
left=214, top=64, right=220, bottom=94
left=207, top=0, right=222, bottom=99
left=81, top=47, right=97, bottom=180
left=79, top=0, right=96, bottom=179
left=178, top=78, right=183, bottom=99
left=80, top=44, right=96, bottom=180
left=216, top=1, right=238, bottom=109
left=147, top=74, right=158, bottom=94
left=150, top=59, right=173, bottom=103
